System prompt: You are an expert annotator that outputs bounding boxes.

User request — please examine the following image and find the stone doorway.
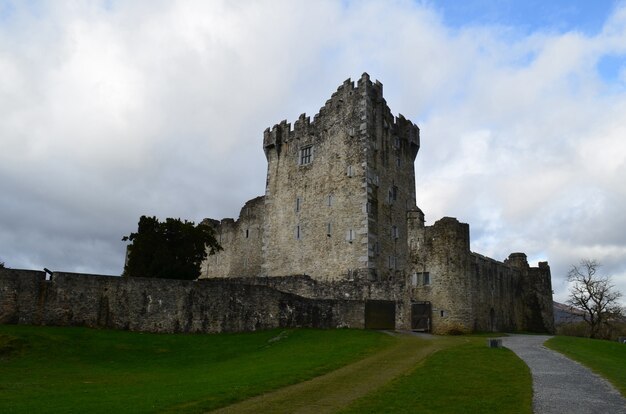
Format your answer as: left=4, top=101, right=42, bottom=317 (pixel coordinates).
left=364, top=300, right=396, bottom=329
left=411, top=301, right=431, bottom=332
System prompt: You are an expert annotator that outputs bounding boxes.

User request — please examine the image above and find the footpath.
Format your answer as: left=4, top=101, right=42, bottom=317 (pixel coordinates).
left=210, top=332, right=446, bottom=414
left=502, top=335, right=626, bottom=414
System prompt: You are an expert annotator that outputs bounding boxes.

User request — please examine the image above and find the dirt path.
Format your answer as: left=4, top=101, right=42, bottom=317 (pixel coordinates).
left=209, top=332, right=452, bottom=414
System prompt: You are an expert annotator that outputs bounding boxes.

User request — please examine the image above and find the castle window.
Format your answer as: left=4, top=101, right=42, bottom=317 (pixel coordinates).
left=411, top=272, right=418, bottom=286
left=295, top=197, right=301, bottom=212
left=296, top=225, right=301, bottom=240
left=245, top=229, right=249, bottom=238
left=388, top=186, right=397, bottom=204
left=423, top=272, right=430, bottom=285
left=388, top=256, right=396, bottom=269
left=391, top=225, right=399, bottom=240
left=327, top=195, right=333, bottom=207
left=347, top=229, right=355, bottom=243
left=347, top=165, right=353, bottom=177
left=327, top=223, right=332, bottom=237
left=396, top=157, right=401, bottom=167
left=300, top=146, right=312, bottom=165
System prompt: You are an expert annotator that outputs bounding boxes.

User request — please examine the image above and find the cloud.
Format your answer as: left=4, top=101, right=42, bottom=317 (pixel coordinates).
left=1, top=0, right=625, bottom=304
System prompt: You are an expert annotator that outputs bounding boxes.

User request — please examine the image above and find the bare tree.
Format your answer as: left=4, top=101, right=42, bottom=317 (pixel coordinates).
left=567, top=259, right=623, bottom=339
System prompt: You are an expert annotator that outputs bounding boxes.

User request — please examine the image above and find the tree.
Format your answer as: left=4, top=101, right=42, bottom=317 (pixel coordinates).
left=122, top=216, right=222, bottom=280
left=567, top=259, right=623, bottom=339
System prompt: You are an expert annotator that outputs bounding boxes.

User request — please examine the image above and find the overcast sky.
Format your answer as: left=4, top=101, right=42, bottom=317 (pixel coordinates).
left=1, top=0, right=625, bottom=305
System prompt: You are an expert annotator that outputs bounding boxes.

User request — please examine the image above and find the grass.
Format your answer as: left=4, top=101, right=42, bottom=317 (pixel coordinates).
left=0, top=324, right=393, bottom=414
left=545, top=335, right=626, bottom=397
left=340, top=336, right=533, bottom=414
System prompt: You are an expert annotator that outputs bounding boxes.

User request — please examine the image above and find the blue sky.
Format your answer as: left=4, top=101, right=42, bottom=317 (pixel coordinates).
left=1, top=0, right=625, bottom=305
left=436, top=0, right=614, bottom=34
left=437, top=0, right=625, bottom=83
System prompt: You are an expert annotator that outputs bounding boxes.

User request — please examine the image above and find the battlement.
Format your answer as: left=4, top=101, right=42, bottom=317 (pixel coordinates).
left=263, top=73, right=419, bottom=161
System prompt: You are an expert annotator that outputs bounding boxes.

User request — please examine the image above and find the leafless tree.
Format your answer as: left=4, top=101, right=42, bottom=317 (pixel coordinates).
left=567, top=259, right=623, bottom=339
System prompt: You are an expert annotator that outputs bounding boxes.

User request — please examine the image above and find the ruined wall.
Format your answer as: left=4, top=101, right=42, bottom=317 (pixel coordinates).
left=201, top=196, right=264, bottom=278
left=505, top=254, right=555, bottom=333
left=0, top=269, right=365, bottom=333
left=408, top=216, right=554, bottom=334
left=212, top=274, right=412, bottom=330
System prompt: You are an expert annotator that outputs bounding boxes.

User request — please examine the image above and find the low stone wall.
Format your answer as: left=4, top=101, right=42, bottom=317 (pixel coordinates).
left=0, top=269, right=365, bottom=333
left=206, top=275, right=411, bottom=329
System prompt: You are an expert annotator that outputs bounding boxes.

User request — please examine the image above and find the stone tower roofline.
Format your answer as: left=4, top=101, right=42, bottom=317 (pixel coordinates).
left=262, top=72, right=420, bottom=160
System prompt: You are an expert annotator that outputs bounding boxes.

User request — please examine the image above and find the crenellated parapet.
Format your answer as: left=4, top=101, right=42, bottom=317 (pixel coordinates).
left=396, top=114, right=420, bottom=160
left=263, top=73, right=420, bottom=162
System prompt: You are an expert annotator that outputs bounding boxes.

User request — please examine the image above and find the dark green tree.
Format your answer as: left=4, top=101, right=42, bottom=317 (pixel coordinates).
left=122, top=216, right=221, bottom=280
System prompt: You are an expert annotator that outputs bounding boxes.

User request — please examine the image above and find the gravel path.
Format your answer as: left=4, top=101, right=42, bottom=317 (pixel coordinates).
left=502, top=335, right=626, bottom=414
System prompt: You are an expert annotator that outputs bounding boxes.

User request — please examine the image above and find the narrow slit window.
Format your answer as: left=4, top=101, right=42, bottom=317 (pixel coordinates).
left=296, top=225, right=301, bottom=240
left=295, top=197, right=301, bottom=212
left=347, top=229, right=355, bottom=242
left=327, top=223, right=332, bottom=237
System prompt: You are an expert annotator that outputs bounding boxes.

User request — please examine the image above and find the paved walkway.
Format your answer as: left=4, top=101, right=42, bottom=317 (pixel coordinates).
left=502, top=335, right=626, bottom=414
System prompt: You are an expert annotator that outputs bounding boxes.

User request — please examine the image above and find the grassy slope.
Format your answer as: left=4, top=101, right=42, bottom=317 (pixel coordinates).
left=341, top=337, right=533, bottom=414
left=0, top=325, right=392, bottom=414
left=545, top=336, right=626, bottom=396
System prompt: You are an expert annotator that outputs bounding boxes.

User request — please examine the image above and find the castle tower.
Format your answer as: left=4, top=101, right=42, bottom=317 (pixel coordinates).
left=262, top=73, right=419, bottom=280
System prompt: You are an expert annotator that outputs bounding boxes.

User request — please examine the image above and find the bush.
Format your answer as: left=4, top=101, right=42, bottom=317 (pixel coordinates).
left=557, top=321, right=626, bottom=341
left=435, top=322, right=470, bottom=335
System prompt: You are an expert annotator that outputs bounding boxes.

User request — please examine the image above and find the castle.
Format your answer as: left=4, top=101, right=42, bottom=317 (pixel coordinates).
left=200, top=73, right=554, bottom=334
left=0, top=74, right=554, bottom=335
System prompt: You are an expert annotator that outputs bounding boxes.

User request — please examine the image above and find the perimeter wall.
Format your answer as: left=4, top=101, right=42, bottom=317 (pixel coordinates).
left=0, top=269, right=364, bottom=333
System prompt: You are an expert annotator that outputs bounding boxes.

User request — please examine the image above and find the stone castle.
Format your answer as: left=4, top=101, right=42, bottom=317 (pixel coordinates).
left=200, top=73, right=554, bottom=334
left=0, top=74, right=554, bottom=335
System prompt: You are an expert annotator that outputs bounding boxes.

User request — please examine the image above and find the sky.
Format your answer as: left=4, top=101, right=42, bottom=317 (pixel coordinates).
left=1, top=0, right=625, bottom=305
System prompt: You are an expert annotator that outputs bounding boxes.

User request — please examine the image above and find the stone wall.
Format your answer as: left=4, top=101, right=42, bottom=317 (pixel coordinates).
left=408, top=216, right=555, bottom=334
left=201, top=196, right=265, bottom=278
left=211, top=274, right=412, bottom=329
left=0, top=269, right=365, bottom=333
left=262, top=76, right=371, bottom=280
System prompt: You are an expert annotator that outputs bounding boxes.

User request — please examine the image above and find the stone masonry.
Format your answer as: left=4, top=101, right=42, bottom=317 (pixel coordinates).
left=201, top=73, right=554, bottom=334
left=0, top=269, right=364, bottom=333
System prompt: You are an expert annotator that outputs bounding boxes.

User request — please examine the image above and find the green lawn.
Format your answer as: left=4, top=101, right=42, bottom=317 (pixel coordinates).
left=0, top=325, right=392, bottom=413
left=545, top=336, right=626, bottom=396
left=341, top=337, right=533, bottom=414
